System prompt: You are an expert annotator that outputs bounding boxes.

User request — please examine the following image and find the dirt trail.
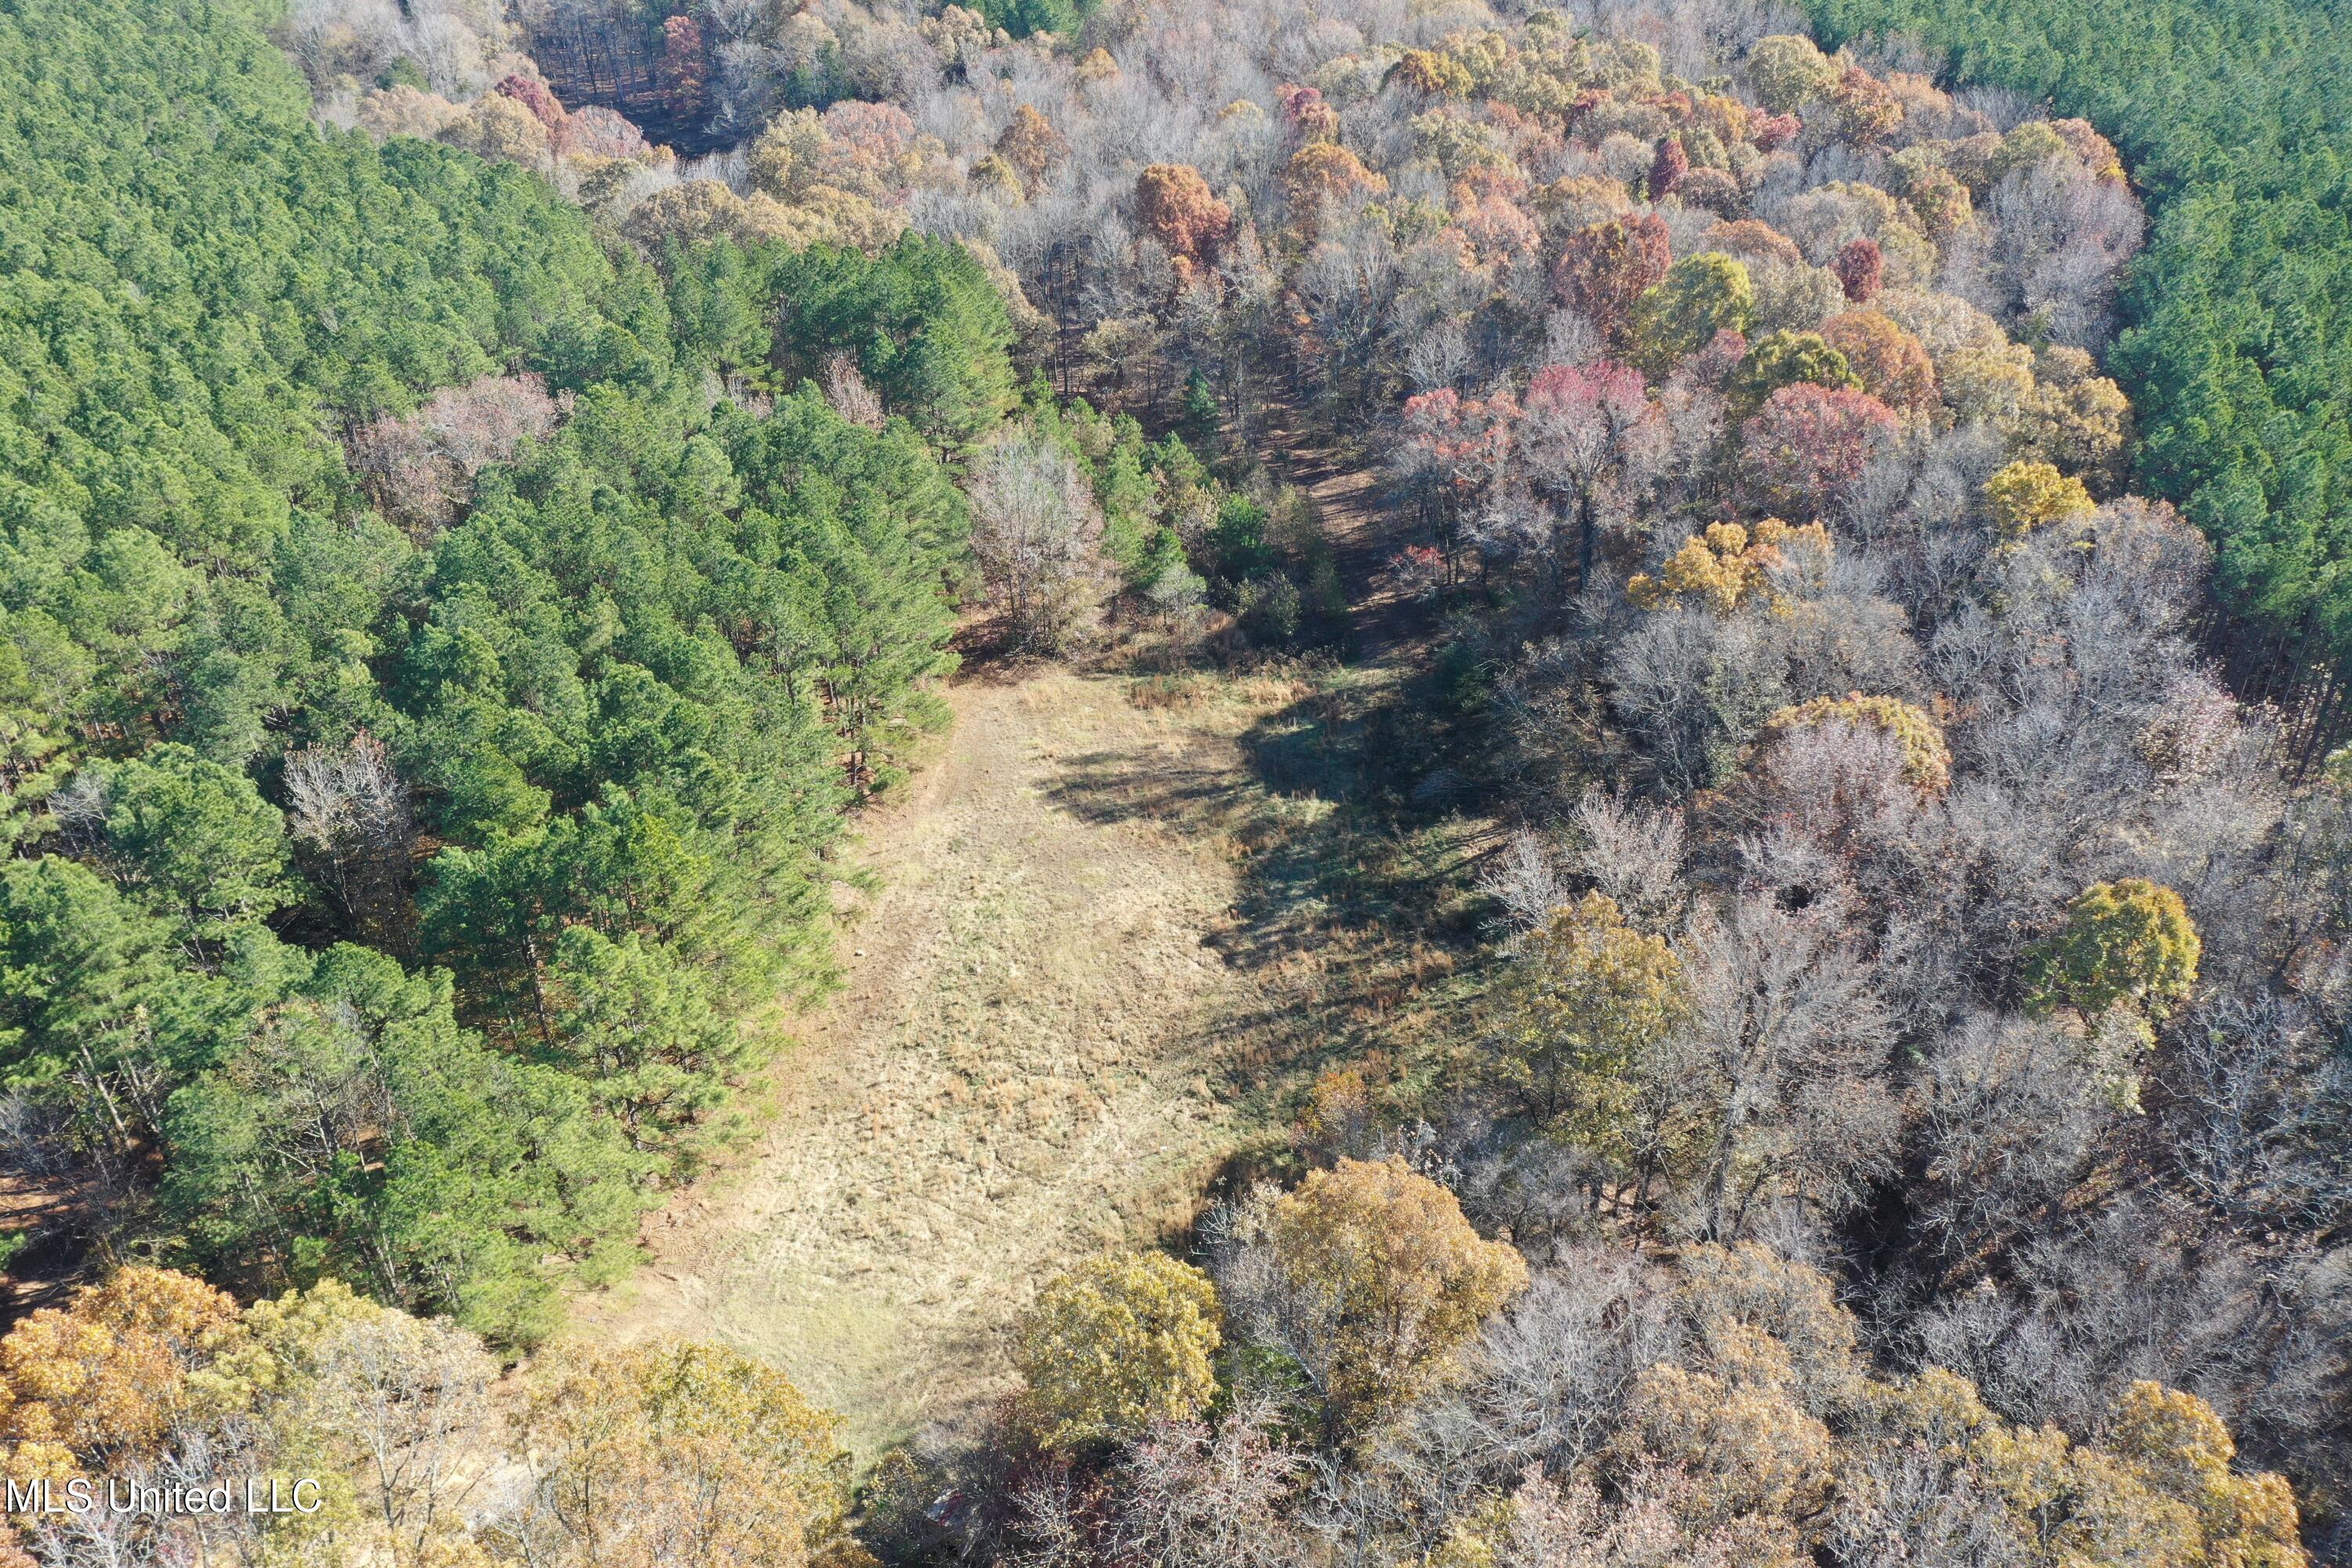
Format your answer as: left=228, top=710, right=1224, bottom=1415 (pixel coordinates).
left=568, top=669, right=1276, bottom=1461
left=1257, top=413, right=1419, bottom=661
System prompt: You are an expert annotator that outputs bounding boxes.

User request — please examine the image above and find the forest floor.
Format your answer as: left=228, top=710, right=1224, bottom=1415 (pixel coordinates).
left=0, top=1172, right=82, bottom=1315
left=567, top=662, right=1326, bottom=1461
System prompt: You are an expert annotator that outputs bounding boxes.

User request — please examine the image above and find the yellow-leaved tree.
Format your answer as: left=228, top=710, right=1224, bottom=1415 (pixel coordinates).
left=2027, top=878, right=2201, bottom=1019
left=1867, top=1371, right=2307, bottom=1566
left=507, top=1341, right=866, bottom=1568
left=0, top=1265, right=239, bottom=1482
left=1985, top=459, right=2096, bottom=537
left=1755, top=693, right=1952, bottom=795
left=1483, top=891, right=1692, bottom=1142
left=1601, top=1251, right=2309, bottom=1565
left=1013, top=1250, right=1222, bottom=1452
left=1252, top=1156, right=1528, bottom=1438
left=2, top=1271, right=501, bottom=1567
left=1612, top=1359, right=1838, bottom=1526
left=1628, top=519, right=1829, bottom=615
left=2105, top=1381, right=2306, bottom=1566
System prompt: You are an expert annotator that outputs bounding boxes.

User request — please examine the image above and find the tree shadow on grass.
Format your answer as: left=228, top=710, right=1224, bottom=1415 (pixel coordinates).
left=1040, top=748, right=1258, bottom=829
left=1033, top=659, right=1512, bottom=1194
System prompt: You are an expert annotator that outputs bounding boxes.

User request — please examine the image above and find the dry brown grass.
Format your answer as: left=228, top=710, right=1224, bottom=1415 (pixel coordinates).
left=564, top=666, right=1308, bottom=1462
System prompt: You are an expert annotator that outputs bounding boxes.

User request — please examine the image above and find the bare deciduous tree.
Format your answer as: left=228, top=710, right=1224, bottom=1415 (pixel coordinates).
left=1389, top=1250, right=1681, bottom=1514
left=1117, top=1401, right=1305, bottom=1568
left=1657, top=890, right=1900, bottom=1241
left=345, top=373, right=561, bottom=537
left=968, top=425, right=1107, bottom=653
left=285, top=730, right=414, bottom=941
left=820, top=353, right=886, bottom=429
left=302, top=1310, right=498, bottom=1565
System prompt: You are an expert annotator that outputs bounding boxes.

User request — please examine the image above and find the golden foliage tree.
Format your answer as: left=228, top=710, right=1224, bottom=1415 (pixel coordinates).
left=1628, top=519, right=1829, bottom=614
left=2018, top=347, right=2131, bottom=481
left=510, top=1341, right=864, bottom=1568
left=1391, top=49, right=1475, bottom=97
left=1895, top=157, right=1974, bottom=239
left=2107, top=1381, right=2306, bottom=1566
left=1755, top=693, right=1951, bottom=795
left=1613, top=1361, right=1837, bottom=1526
left=1867, top=1372, right=2308, bottom=1567
left=1641, top=1257, right=2310, bottom=1564
left=1499, top=1468, right=1807, bottom=1568
left=437, top=93, right=550, bottom=166
left=0, top=1265, right=239, bottom=1481
left=1484, top=891, right=1691, bottom=1138
left=2027, top=878, right=2201, bottom=1019
left=1261, top=1156, right=1527, bottom=1435
left=967, top=153, right=1025, bottom=201
left=1985, top=458, right=2096, bottom=537
left=1941, top=342, right=2040, bottom=428
left=994, top=104, right=1069, bottom=191
left=1674, top=1243, right=1864, bottom=1414
left=1014, top=1250, right=1222, bottom=1451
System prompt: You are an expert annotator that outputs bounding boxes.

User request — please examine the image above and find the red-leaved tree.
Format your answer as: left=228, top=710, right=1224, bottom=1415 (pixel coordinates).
left=1649, top=135, right=1688, bottom=198
left=1832, top=237, right=1884, bottom=303
left=1553, top=216, right=1671, bottom=347
left=1399, top=388, right=1518, bottom=581
left=1740, top=383, right=1898, bottom=518
left=492, top=74, right=567, bottom=132
left=1516, top=361, right=1668, bottom=593
left=1276, top=84, right=1340, bottom=146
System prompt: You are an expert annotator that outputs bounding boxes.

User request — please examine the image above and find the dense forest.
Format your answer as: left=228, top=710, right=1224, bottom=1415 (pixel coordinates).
left=4, top=0, right=2350, bottom=1565
left=1802, top=0, right=2352, bottom=748
left=0, top=0, right=1039, bottom=1341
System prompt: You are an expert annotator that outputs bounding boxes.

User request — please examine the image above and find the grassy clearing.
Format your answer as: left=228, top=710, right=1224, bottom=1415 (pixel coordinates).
left=561, top=405, right=1512, bottom=1465
left=566, top=667, right=1318, bottom=1459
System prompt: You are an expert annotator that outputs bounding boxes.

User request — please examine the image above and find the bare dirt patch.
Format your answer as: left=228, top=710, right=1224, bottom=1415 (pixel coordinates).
left=566, top=666, right=1294, bottom=1461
